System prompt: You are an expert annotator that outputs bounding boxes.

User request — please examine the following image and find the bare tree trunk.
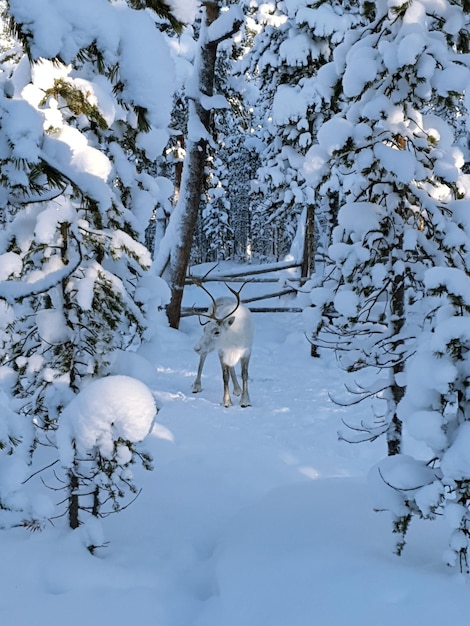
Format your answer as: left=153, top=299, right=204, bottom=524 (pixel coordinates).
left=300, top=204, right=320, bottom=357
left=166, top=3, right=220, bottom=329
left=166, top=135, right=212, bottom=328
left=387, top=245, right=405, bottom=456
left=68, top=471, right=79, bottom=529
left=301, top=204, right=315, bottom=281
left=173, top=133, right=185, bottom=206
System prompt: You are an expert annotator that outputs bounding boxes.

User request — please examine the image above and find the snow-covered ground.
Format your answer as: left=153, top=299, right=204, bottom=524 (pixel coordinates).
left=1, top=270, right=469, bottom=625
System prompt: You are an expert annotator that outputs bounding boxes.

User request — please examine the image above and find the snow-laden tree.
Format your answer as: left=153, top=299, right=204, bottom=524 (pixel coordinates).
left=305, top=0, right=470, bottom=461
left=0, top=0, right=195, bottom=535
left=193, top=163, right=234, bottom=262
left=210, top=129, right=261, bottom=261
left=372, top=263, right=470, bottom=571
left=239, top=0, right=364, bottom=262
left=155, top=1, right=244, bottom=328
left=193, top=30, right=260, bottom=264
left=153, top=2, right=258, bottom=270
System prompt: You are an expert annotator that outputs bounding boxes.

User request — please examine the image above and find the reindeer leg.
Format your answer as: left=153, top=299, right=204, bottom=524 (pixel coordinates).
left=230, top=367, right=242, bottom=396
left=219, top=353, right=232, bottom=407
left=240, top=356, right=251, bottom=407
left=192, top=352, right=207, bottom=393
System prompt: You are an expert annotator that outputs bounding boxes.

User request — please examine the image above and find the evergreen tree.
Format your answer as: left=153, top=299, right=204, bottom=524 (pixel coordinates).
left=306, top=0, right=470, bottom=456
left=378, top=264, right=470, bottom=570
left=154, top=1, right=258, bottom=269
left=0, top=0, right=188, bottom=534
left=194, top=33, right=258, bottom=264
left=240, top=0, right=364, bottom=261
left=155, top=1, right=244, bottom=328
left=306, top=0, right=470, bottom=571
left=194, top=163, right=234, bottom=262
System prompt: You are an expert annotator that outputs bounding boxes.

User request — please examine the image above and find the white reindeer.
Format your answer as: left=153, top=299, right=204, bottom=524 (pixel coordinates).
left=192, top=297, right=241, bottom=395
left=192, top=286, right=253, bottom=408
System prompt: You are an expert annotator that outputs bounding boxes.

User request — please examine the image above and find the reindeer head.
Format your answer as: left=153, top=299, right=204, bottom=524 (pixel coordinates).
left=194, top=294, right=240, bottom=354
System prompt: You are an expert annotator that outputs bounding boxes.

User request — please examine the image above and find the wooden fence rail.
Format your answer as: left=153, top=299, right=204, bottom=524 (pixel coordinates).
left=181, top=288, right=302, bottom=317
left=186, top=276, right=309, bottom=284
left=241, top=288, right=296, bottom=303
left=187, top=261, right=302, bottom=282
left=181, top=260, right=304, bottom=316
left=180, top=306, right=303, bottom=317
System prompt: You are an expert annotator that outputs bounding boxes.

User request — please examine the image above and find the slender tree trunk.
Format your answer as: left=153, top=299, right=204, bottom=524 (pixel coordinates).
left=166, top=3, right=220, bottom=329
left=387, top=244, right=405, bottom=456
left=301, top=205, right=315, bottom=280
left=300, top=205, right=320, bottom=357
left=166, top=139, right=211, bottom=328
left=92, top=486, right=100, bottom=517
left=173, top=133, right=185, bottom=206
left=69, top=471, right=79, bottom=529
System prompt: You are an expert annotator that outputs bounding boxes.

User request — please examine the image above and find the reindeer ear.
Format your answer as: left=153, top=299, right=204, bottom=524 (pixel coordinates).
left=226, top=316, right=236, bottom=327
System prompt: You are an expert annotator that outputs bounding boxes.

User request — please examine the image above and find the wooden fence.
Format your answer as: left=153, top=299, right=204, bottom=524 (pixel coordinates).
left=181, top=261, right=304, bottom=316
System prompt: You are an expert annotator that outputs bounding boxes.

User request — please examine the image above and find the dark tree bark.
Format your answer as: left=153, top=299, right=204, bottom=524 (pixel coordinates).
left=166, top=133, right=211, bottom=329
left=166, top=3, right=219, bottom=329
left=387, top=238, right=405, bottom=456
left=301, top=204, right=315, bottom=281
left=68, top=471, right=80, bottom=529
left=300, top=204, right=320, bottom=357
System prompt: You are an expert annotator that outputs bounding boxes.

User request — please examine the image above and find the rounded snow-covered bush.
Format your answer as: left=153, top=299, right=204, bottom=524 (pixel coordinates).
left=57, top=375, right=156, bottom=467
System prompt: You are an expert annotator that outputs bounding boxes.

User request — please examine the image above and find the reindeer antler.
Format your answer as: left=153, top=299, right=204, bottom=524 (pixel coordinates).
left=188, top=262, right=220, bottom=287
left=188, top=263, right=220, bottom=323
left=190, top=267, right=251, bottom=324
left=194, top=282, right=240, bottom=324
left=195, top=282, right=220, bottom=324
left=216, top=282, right=242, bottom=321
left=213, top=280, right=253, bottom=322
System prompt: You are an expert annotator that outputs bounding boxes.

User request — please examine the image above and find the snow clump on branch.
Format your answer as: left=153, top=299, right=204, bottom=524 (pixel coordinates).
left=57, top=375, right=157, bottom=468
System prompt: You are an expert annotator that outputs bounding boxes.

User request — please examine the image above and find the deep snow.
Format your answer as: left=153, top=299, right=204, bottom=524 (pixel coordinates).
left=1, top=268, right=469, bottom=626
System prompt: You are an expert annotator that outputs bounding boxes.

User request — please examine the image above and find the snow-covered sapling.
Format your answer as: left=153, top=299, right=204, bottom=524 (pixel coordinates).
left=193, top=285, right=253, bottom=408
left=56, top=375, right=157, bottom=530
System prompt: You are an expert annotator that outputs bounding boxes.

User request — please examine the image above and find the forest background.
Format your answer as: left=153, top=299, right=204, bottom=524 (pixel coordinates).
left=1, top=0, right=470, bottom=592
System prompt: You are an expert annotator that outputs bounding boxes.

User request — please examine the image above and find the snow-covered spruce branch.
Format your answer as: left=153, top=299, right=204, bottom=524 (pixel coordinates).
left=377, top=466, right=438, bottom=494
left=96, top=490, right=143, bottom=518
left=0, top=247, right=82, bottom=303
left=14, top=185, right=68, bottom=205
left=338, top=420, right=388, bottom=444
left=33, top=154, right=102, bottom=206
left=328, top=385, right=389, bottom=407
left=315, top=324, right=416, bottom=368
left=205, top=4, right=243, bottom=47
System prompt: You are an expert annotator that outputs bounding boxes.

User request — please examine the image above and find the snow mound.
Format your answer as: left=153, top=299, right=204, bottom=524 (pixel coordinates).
left=57, top=375, right=156, bottom=466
